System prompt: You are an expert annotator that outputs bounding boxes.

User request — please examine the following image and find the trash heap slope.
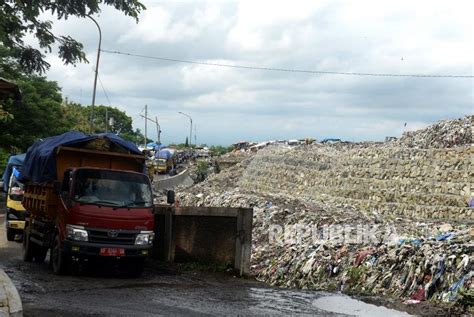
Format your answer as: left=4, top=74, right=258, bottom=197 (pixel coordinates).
left=239, top=144, right=472, bottom=221
left=179, top=116, right=473, bottom=310
left=395, top=115, right=473, bottom=149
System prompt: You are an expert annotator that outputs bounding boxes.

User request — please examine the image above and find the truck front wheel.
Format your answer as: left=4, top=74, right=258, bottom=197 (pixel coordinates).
left=6, top=228, right=16, bottom=241
left=51, top=235, right=69, bottom=275
left=23, top=225, right=37, bottom=262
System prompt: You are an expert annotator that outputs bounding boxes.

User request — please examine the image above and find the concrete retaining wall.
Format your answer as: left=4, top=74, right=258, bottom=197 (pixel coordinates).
left=153, top=206, right=253, bottom=275
left=154, top=169, right=194, bottom=191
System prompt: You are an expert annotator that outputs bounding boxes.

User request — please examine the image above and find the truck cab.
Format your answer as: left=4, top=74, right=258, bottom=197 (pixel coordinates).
left=24, top=167, right=155, bottom=274
left=157, top=158, right=168, bottom=174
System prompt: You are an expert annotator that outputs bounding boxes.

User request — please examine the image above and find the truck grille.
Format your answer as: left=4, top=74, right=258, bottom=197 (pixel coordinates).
left=87, top=228, right=137, bottom=245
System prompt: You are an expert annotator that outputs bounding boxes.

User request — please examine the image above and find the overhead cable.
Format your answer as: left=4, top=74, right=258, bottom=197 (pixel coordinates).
left=101, top=49, right=473, bottom=79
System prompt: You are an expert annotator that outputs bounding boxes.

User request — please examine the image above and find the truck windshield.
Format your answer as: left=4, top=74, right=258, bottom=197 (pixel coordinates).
left=73, top=169, right=153, bottom=208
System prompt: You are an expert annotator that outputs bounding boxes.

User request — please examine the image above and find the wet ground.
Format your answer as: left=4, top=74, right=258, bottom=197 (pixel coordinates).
left=0, top=207, right=448, bottom=316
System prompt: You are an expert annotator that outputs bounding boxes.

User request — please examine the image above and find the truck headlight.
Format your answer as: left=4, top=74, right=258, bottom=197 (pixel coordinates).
left=135, top=231, right=154, bottom=245
left=66, top=225, right=88, bottom=242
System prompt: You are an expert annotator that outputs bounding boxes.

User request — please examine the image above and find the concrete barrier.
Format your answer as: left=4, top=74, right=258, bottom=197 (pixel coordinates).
left=0, top=269, right=22, bottom=317
left=153, top=206, right=253, bottom=275
left=154, top=169, right=194, bottom=191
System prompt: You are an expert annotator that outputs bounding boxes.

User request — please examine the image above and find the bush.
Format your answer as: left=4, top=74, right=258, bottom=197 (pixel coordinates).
left=196, top=160, right=209, bottom=182
left=0, top=147, right=9, bottom=176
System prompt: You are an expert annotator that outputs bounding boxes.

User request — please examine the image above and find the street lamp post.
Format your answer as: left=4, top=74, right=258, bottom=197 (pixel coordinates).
left=178, top=111, right=193, bottom=150
left=87, top=15, right=102, bottom=134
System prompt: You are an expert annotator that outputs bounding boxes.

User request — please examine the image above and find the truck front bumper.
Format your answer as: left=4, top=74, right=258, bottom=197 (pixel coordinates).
left=63, top=240, right=152, bottom=258
left=6, top=220, right=25, bottom=230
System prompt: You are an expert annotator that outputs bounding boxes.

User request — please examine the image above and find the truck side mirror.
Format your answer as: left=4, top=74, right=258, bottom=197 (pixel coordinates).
left=53, top=180, right=62, bottom=195
left=167, top=190, right=175, bottom=205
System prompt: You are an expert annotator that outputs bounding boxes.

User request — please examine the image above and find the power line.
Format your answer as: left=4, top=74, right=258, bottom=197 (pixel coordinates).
left=97, top=73, right=112, bottom=107
left=101, top=49, right=473, bottom=79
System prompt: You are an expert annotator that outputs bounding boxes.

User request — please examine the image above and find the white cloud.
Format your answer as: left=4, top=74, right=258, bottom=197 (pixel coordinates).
left=35, top=0, right=474, bottom=145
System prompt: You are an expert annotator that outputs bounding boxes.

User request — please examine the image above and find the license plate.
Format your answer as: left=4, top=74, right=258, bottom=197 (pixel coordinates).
left=100, top=248, right=125, bottom=257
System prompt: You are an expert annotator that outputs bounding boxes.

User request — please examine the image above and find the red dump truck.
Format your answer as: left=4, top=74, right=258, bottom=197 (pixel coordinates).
left=20, top=132, right=155, bottom=275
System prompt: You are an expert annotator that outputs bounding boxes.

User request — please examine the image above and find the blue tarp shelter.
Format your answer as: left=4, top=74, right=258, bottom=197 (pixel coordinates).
left=1, top=153, right=26, bottom=192
left=20, top=131, right=142, bottom=184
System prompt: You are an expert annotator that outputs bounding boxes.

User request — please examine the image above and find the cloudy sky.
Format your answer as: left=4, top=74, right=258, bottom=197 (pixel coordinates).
left=41, top=0, right=472, bottom=145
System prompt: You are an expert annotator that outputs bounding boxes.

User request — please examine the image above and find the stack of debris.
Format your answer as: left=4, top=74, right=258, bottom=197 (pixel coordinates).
left=177, top=116, right=473, bottom=310
left=396, top=115, right=473, bottom=149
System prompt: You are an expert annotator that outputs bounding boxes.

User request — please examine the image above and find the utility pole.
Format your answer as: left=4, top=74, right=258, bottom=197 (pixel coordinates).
left=140, top=111, right=161, bottom=145
left=156, top=116, right=161, bottom=144
left=178, top=112, right=193, bottom=150
left=194, top=124, right=197, bottom=147
left=144, top=105, right=148, bottom=149
left=87, top=15, right=102, bottom=134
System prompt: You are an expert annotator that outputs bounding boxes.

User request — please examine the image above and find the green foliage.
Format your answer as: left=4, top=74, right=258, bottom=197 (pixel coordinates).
left=121, top=128, right=152, bottom=145
left=62, top=102, right=90, bottom=132
left=0, top=77, right=147, bottom=152
left=185, top=136, right=189, bottom=147
left=167, top=143, right=188, bottom=150
left=62, top=103, right=149, bottom=144
left=0, top=0, right=146, bottom=74
left=209, top=145, right=232, bottom=156
left=196, top=160, right=209, bottom=182
left=0, top=107, right=13, bottom=121
left=0, top=75, right=72, bottom=151
left=0, top=147, right=9, bottom=175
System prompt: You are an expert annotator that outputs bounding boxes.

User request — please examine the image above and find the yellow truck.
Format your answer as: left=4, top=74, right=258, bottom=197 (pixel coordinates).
left=156, top=149, right=176, bottom=174
left=2, top=154, right=26, bottom=241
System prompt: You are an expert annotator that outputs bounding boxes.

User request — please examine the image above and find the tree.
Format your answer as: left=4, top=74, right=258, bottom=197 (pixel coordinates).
left=0, top=0, right=146, bottom=74
left=185, top=137, right=189, bottom=147
left=62, top=102, right=90, bottom=133
left=209, top=145, right=232, bottom=157
left=0, top=75, right=72, bottom=151
left=62, top=103, right=149, bottom=145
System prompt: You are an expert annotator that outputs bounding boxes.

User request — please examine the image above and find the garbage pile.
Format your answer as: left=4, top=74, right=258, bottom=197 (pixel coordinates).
left=179, top=184, right=473, bottom=310
left=395, top=115, right=473, bottom=149
left=237, top=144, right=471, bottom=220
left=177, top=116, right=473, bottom=310
left=254, top=217, right=473, bottom=308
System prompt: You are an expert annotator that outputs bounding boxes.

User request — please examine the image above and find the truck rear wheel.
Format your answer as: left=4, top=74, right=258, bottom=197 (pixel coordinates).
left=51, top=234, right=69, bottom=275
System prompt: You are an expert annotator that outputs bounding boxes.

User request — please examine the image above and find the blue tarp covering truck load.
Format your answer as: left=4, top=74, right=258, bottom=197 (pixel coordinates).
left=20, top=131, right=142, bottom=184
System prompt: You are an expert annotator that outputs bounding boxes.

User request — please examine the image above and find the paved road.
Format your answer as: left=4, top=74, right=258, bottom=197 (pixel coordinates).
left=0, top=208, right=413, bottom=316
